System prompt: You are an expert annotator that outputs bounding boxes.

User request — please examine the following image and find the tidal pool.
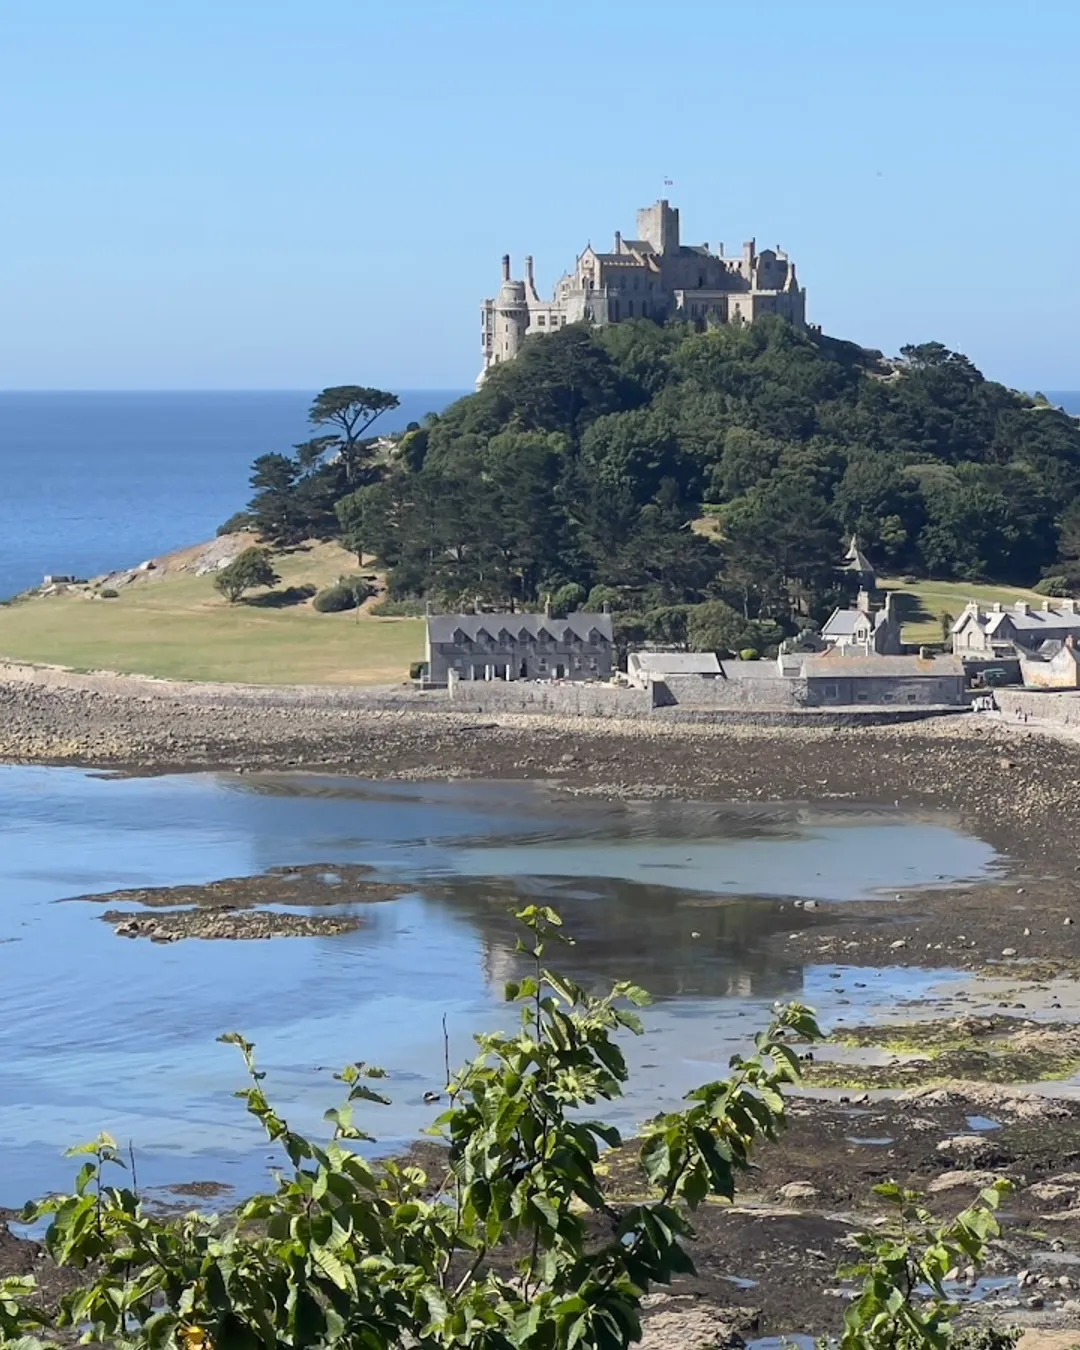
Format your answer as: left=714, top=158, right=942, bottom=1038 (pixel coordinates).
left=0, top=766, right=1001, bottom=1203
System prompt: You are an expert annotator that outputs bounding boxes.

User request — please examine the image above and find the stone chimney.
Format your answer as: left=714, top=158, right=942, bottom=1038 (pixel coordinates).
left=614, top=230, right=622, bottom=252
left=856, top=588, right=872, bottom=612
left=501, top=254, right=511, bottom=282
left=1014, top=601, right=1031, bottom=615
left=525, top=255, right=535, bottom=285
left=1043, top=600, right=1052, bottom=611
left=991, top=602, right=1003, bottom=613
left=1063, top=598, right=1078, bottom=614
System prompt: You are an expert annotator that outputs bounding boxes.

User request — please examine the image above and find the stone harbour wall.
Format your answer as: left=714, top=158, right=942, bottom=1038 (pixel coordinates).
left=996, top=688, right=1080, bottom=728
left=446, top=678, right=653, bottom=719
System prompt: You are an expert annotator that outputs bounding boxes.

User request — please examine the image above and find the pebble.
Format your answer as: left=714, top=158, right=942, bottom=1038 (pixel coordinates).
left=1002, top=948, right=1018, bottom=957
left=889, top=939, right=907, bottom=949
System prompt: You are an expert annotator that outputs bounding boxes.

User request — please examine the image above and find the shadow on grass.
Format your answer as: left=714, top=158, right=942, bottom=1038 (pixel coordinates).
left=244, top=584, right=317, bottom=609
left=889, top=590, right=934, bottom=627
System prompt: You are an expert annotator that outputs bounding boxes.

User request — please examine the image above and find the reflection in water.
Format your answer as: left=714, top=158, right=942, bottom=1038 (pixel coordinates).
left=432, top=874, right=811, bottom=1002
left=0, top=766, right=995, bottom=1204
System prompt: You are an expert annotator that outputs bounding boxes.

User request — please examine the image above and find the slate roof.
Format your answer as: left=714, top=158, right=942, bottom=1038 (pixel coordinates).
left=718, top=660, right=786, bottom=679
left=630, top=652, right=721, bottom=676
left=800, top=655, right=964, bottom=678
left=822, top=607, right=870, bottom=637
left=984, top=608, right=1080, bottom=635
left=427, top=613, right=613, bottom=644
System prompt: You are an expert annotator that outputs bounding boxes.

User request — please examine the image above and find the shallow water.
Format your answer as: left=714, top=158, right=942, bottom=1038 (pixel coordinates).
left=0, top=767, right=1000, bottom=1203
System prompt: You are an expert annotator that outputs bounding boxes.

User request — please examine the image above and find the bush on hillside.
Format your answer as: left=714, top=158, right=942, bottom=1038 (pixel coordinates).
left=369, top=596, right=426, bottom=617
left=213, top=546, right=280, bottom=603
left=98, top=588, right=119, bottom=600
left=312, top=576, right=372, bottom=613
left=548, top=582, right=587, bottom=617
left=739, top=648, right=760, bottom=661
left=216, top=511, right=254, bottom=536
left=1034, top=575, right=1073, bottom=597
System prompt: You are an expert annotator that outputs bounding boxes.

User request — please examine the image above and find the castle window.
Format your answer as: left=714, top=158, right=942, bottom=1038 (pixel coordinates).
left=536, top=315, right=546, bottom=325
left=627, top=301, right=634, bottom=317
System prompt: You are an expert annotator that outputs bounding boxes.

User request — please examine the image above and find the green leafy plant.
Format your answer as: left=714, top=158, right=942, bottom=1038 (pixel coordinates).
left=312, top=576, right=372, bottom=613
left=13, top=906, right=819, bottom=1350
left=212, top=546, right=280, bottom=604
left=838, top=1181, right=1015, bottom=1350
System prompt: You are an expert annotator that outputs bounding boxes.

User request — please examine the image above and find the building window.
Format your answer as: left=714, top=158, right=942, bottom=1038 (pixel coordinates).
left=627, top=301, right=634, bottom=317
left=536, top=315, right=546, bottom=326
left=537, top=658, right=548, bottom=672
left=822, top=682, right=838, bottom=699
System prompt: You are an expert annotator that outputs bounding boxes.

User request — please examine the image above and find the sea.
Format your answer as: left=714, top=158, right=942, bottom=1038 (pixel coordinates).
left=0, top=387, right=1076, bottom=603
left=0, top=770, right=999, bottom=1203
left=0, top=390, right=466, bottom=601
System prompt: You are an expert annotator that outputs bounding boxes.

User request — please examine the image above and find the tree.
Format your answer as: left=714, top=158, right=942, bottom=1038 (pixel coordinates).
left=213, top=546, right=279, bottom=603
left=549, top=582, right=586, bottom=617
left=309, top=386, right=401, bottom=484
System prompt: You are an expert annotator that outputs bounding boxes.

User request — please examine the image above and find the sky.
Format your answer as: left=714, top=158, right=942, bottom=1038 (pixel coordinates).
left=3, top=0, right=1079, bottom=392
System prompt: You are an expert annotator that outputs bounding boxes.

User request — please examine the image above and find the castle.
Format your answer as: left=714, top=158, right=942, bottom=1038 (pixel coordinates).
left=479, top=199, right=806, bottom=382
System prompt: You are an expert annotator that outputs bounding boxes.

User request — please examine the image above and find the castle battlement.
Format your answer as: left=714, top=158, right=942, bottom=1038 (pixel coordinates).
left=479, top=200, right=807, bottom=384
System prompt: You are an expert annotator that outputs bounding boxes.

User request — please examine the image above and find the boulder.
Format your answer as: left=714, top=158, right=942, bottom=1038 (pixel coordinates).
left=777, top=1181, right=819, bottom=1202
left=928, top=1170, right=999, bottom=1193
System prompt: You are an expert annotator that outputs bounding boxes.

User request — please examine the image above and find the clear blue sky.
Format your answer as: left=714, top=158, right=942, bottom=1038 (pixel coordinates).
left=3, top=0, right=1078, bottom=391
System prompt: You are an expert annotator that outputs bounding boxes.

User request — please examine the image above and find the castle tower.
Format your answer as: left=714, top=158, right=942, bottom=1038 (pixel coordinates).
left=635, top=199, right=680, bottom=254
left=492, top=254, right=528, bottom=365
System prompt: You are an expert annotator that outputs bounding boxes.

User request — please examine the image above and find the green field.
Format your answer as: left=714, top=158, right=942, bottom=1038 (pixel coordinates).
left=0, top=541, right=425, bottom=685
left=879, top=576, right=1047, bottom=646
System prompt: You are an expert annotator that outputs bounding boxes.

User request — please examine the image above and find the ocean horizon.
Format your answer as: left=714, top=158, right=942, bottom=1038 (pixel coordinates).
left=0, top=386, right=1076, bottom=604
left=0, top=389, right=467, bottom=600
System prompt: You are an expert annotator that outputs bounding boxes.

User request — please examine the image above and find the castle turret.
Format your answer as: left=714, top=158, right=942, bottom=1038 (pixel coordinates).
left=493, top=254, right=528, bottom=366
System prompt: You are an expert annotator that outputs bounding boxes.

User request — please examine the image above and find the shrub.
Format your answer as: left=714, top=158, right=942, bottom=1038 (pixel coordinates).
left=549, top=582, right=587, bottom=618
left=9, top=908, right=823, bottom=1350
left=216, top=511, right=254, bottom=537
left=213, top=546, right=280, bottom=603
left=408, top=661, right=427, bottom=681
left=585, top=584, right=627, bottom=613
left=1, top=906, right=1013, bottom=1350
left=739, top=647, right=760, bottom=661
left=369, top=596, right=426, bottom=617
left=902, top=574, right=920, bottom=585
left=313, top=576, right=372, bottom=613
left=98, top=588, right=119, bottom=600
left=1034, top=575, right=1072, bottom=597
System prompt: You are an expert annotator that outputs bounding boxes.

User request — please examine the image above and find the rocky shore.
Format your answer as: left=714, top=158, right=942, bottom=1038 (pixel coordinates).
left=6, top=666, right=1080, bottom=1343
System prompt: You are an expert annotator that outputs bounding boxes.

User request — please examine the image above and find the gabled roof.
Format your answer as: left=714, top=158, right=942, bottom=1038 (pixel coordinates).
left=427, top=613, right=613, bottom=645
left=629, top=652, right=721, bottom=676
left=822, top=607, right=872, bottom=638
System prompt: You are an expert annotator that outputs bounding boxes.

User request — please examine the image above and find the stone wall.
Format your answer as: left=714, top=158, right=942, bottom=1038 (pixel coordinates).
left=655, top=674, right=805, bottom=708
left=446, top=679, right=652, bottom=719
left=996, top=689, right=1080, bottom=728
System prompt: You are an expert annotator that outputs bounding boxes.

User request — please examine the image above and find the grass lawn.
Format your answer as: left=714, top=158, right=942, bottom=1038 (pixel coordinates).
left=0, top=541, right=425, bottom=685
left=879, top=576, right=1047, bottom=646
